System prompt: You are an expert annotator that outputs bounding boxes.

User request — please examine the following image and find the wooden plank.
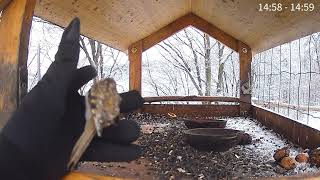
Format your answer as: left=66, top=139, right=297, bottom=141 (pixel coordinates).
left=192, top=0, right=320, bottom=54
left=33, top=0, right=320, bottom=53
left=141, top=13, right=239, bottom=52
left=238, top=41, right=252, bottom=115
left=271, top=171, right=320, bottom=179
left=63, top=172, right=126, bottom=180
left=144, top=96, right=239, bottom=103
left=34, top=0, right=191, bottom=52
left=0, top=0, right=11, bottom=11
left=0, top=0, right=35, bottom=112
left=128, top=40, right=142, bottom=92
left=252, top=105, right=320, bottom=149
left=142, top=104, right=240, bottom=117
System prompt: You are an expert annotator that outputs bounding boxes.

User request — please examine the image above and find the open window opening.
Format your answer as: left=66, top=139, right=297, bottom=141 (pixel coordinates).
left=142, top=26, right=239, bottom=104
left=27, top=17, right=129, bottom=94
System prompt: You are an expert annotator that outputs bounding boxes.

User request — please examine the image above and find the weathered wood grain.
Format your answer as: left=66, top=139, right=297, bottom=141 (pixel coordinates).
left=238, top=41, right=252, bottom=115
left=144, top=96, right=239, bottom=103
left=0, top=0, right=35, bottom=112
left=128, top=40, right=142, bottom=92
left=0, top=0, right=11, bottom=11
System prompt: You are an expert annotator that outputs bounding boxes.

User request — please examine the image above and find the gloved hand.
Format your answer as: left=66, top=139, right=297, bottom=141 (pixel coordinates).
left=0, top=18, right=143, bottom=180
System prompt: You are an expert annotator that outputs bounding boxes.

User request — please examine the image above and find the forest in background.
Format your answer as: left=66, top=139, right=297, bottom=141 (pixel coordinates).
left=251, top=33, right=320, bottom=128
left=142, top=27, right=239, bottom=97
left=28, top=17, right=320, bottom=128
left=28, top=17, right=129, bottom=93
left=28, top=17, right=239, bottom=97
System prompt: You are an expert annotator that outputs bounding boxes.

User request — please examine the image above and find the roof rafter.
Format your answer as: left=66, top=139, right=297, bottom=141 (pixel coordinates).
left=138, top=13, right=242, bottom=53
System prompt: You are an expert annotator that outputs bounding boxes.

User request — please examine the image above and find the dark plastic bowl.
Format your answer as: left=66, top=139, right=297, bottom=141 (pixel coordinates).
left=182, top=118, right=227, bottom=129
left=184, top=128, right=242, bottom=152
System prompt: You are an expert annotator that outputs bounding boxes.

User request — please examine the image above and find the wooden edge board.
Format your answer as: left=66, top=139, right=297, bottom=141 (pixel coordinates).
left=143, top=96, right=239, bottom=103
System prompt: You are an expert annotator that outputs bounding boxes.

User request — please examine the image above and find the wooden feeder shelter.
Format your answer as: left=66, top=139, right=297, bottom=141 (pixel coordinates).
left=1, top=0, right=320, bottom=179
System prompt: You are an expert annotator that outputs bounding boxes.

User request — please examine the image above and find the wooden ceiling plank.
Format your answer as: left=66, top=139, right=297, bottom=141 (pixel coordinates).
left=191, top=0, right=320, bottom=53
left=33, top=0, right=320, bottom=54
left=34, top=0, right=191, bottom=52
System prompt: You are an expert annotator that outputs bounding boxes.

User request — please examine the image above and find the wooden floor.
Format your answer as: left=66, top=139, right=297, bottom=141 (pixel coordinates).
left=75, top=159, right=157, bottom=180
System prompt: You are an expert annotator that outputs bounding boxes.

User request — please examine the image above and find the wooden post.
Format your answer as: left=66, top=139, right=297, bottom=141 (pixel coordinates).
left=238, top=41, right=252, bottom=116
left=128, top=40, right=142, bottom=92
left=0, top=0, right=11, bottom=11
left=0, top=0, right=35, bottom=122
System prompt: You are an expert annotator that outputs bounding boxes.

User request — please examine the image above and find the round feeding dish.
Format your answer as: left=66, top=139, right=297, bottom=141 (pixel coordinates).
left=184, top=128, right=242, bottom=152
left=182, top=118, right=227, bottom=129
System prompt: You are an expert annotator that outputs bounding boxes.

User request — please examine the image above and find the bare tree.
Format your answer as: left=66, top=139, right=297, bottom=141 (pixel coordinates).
left=216, top=42, right=233, bottom=95
left=204, top=34, right=211, bottom=96
left=28, top=17, right=129, bottom=94
left=143, top=27, right=238, bottom=97
left=79, top=37, right=101, bottom=82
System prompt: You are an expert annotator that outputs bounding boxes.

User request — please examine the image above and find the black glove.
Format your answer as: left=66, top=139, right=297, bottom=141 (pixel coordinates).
left=0, top=18, right=144, bottom=180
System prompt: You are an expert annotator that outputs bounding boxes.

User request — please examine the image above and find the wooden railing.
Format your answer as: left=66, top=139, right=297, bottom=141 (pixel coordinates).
left=143, top=96, right=239, bottom=103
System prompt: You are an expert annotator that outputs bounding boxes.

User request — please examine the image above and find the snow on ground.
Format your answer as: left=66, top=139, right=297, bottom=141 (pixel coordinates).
left=133, top=113, right=319, bottom=179
left=226, top=117, right=319, bottom=175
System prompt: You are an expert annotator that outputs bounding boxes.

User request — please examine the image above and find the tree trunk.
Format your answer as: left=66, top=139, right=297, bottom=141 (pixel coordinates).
left=216, top=42, right=225, bottom=94
left=80, top=38, right=104, bottom=83
left=37, top=44, right=41, bottom=81
left=184, top=30, right=203, bottom=95
left=204, top=34, right=211, bottom=96
left=97, top=43, right=104, bottom=79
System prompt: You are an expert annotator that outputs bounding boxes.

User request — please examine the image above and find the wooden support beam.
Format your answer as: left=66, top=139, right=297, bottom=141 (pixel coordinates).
left=128, top=40, right=142, bottom=92
left=144, top=96, right=239, bottom=103
left=238, top=41, right=252, bottom=115
left=0, top=0, right=11, bottom=11
left=141, top=13, right=239, bottom=52
left=0, top=0, right=35, bottom=113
